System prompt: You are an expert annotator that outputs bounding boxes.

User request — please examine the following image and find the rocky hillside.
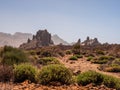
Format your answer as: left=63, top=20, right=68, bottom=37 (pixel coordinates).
left=0, top=32, right=32, bottom=47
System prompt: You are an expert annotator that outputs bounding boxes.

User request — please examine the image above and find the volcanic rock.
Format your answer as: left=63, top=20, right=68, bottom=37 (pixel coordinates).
left=20, top=29, right=54, bottom=49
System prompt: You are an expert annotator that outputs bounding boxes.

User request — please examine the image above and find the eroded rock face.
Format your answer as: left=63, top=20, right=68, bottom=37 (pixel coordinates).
left=82, top=36, right=101, bottom=46
left=20, top=29, right=54, bottom=49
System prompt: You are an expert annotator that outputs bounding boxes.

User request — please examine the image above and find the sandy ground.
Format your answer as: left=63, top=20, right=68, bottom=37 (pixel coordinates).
left=59, top=55, right=120, bottom=78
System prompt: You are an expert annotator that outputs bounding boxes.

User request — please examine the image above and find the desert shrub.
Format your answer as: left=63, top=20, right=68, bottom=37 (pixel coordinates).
left=103, top=75, right=120, bottom=89
left=112, top=58, right=120, bottom=65
left=37, top=57, right=60, bottom=65
left=0, top=46, right=28, bottom=65
left=96, top=50, right=105, bottom=55
left=92, top=59, right=108, bottom=64
left=28, top=50, right=36, bottom=55
left=85, top=53, right=95, bottom=57
left=87, top=56, right=93, bottom=61
left=92, top=56, right=114, bottom=64
left=41, top=51, right=52, bottom=57
left=39, top=64, right=73, bottom=85
left=77, top=70, right=120, bottom=89
left=39, top=46, right=65, bottom=57
left=14, top=63, right=38, bottom=83
left=0, top=65, right=13, bottom=82
left=105, top=65, right=120, bottom=72
left=65, top=50, right=72, bottom=55
left=77, top=70, right=103, bottom=86
left=58, top=51, right=65, bottom=57
left=75, top=54, right=83, bottom=58
left=69, top=56, right=78, bottom=60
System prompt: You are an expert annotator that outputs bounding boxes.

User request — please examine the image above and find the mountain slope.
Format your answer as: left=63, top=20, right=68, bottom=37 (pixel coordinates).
left=0, top=32, right=32, bottom=47
left=52, top=34, right=69, bottom=45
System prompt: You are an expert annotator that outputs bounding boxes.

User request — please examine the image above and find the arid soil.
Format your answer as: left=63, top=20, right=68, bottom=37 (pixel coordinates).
left=59, top=55, right=120, bottom=78
left=0, top=82, right=114, bottom=90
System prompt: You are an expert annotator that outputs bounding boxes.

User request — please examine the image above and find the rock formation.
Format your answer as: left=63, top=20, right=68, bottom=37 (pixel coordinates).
left=20, top=29, right=54, bottom=49
left=82, top=36, right=101, bottom=46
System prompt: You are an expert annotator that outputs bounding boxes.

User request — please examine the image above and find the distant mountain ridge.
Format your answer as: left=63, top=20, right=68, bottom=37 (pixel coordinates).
left=52, top=34, right=69, bottom=45
left=0, top=32, right=69, bottom=47
left=0, top=32, right=33, bottom=47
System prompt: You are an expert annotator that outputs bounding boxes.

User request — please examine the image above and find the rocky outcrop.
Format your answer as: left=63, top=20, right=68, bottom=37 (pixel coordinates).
left=20, top=29, right=54, bottom=49
left=82, top=36, right=101, bottom=46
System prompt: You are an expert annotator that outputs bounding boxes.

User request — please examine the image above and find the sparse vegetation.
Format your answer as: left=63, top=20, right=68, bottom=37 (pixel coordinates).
left=38, top=64, right=73, bottom=85
left=69, top=56, right=78, bottom=60
left=37, top=57, right=60, bottom=65
left=65, top=50, right=72, bottom=55
left=87, top=56, right=94, bottom=61
left=75, top=54, right=83, bottom=58
left=91, top=56, right=114, bottom=64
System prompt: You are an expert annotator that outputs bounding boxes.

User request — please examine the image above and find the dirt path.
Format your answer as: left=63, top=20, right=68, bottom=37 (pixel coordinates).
left=58, top=55, right=120, bottom=78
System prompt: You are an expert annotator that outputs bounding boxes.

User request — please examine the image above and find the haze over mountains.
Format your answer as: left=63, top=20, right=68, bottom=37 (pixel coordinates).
left=0, top=32, right=69, bottom=47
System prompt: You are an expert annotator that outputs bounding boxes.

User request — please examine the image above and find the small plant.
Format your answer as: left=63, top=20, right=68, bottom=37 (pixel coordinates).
left=69, top=56, right=78, bottom=60
left=77, top=70, right=103, bottom=85
left=65, top=50, right=72, bottom=55
left=28, top=50, right=36, bottom=55
left=105, top=65, right=120, bottom=72
left=38, top=64, right=73, bottom=85
left=37, top=57, right=60, bottom=65
left=75, top=54, right=83, bottom=58
left=96, top=50, right=105, bottom=55
left=87, top=56, right=93, bottom=61
left=14, top=63, right=38, bottom=83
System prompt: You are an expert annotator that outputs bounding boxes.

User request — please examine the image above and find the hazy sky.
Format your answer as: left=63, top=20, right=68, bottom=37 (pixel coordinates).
left=0, top=0, right=120, bottom=43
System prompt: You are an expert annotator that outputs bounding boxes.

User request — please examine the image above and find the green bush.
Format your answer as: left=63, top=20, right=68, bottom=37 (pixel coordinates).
left=96, top=50, right=105, bottom=55
left=1, top=46, right=28, bottom=65
left=103, top=75, right=120, bottom=89
left=14, top=63, right=38, bottom=83
left=65, top=50, right=72, bottom=55
left=75, top=54, right=83, bottom=58
left=77, top=70, right=120, bottom=89
left=105, top=66, right=120, bottom=72
left=69, top=56, right=78, bottom=60
left=39, top=64, right=73, bottom=85
left=77, top=71, right=103, bottom=85
left=37, top=57, right=60, bottom=65
left=87, top=56, right=93, bottom=61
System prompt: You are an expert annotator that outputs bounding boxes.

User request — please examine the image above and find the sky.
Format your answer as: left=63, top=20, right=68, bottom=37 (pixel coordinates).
left=0, top=0, right=120, bottom=44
